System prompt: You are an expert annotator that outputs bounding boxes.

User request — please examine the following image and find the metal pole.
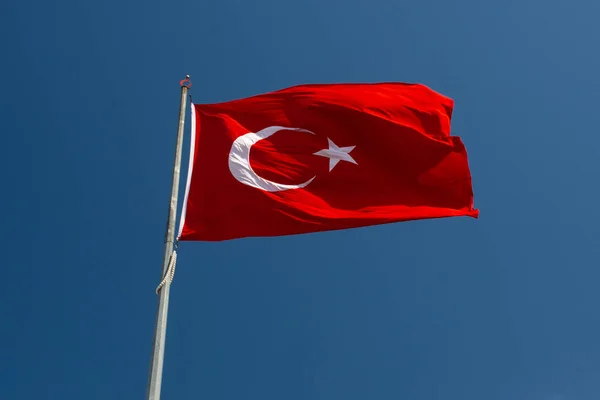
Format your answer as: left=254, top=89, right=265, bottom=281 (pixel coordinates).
left=146, top=76, right=191, bottom=400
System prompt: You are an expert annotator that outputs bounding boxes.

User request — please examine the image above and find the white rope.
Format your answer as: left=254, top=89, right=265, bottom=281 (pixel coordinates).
left=156, top=250, right=177, bottom=294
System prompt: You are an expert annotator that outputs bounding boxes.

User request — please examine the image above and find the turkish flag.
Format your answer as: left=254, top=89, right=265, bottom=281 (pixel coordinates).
left=178, top=83, right=478, bottom=241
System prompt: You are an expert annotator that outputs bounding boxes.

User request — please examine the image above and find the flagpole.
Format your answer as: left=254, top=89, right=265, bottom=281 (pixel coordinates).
left=146, top=76, right=191, bottom=400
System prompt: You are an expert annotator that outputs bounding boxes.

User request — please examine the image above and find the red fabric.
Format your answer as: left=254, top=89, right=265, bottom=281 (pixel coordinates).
left=179, top=83, right=478, bottom=241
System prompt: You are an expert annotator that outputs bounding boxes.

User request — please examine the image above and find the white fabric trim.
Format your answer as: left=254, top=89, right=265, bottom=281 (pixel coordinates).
left=177, top=102, right=196, bottom=239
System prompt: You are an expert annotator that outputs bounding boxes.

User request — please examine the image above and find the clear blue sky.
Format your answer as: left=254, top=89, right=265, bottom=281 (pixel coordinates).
left=2, top=0, right=600, bottom=399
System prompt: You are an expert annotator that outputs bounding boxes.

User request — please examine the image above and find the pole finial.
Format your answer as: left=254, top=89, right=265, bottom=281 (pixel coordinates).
left=180, top=76, right=192, bottom=88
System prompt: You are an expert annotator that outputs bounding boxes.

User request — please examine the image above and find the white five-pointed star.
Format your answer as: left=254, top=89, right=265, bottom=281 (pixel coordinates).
left=314, top=138, right=358, bottom=172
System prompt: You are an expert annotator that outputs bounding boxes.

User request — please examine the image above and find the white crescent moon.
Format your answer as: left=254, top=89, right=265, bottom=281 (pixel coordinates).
left=228, top=126, right=316, bottom=192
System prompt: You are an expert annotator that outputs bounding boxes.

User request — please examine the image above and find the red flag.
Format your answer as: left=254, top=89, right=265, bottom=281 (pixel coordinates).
left=178, top=83, right=478, bottom=241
